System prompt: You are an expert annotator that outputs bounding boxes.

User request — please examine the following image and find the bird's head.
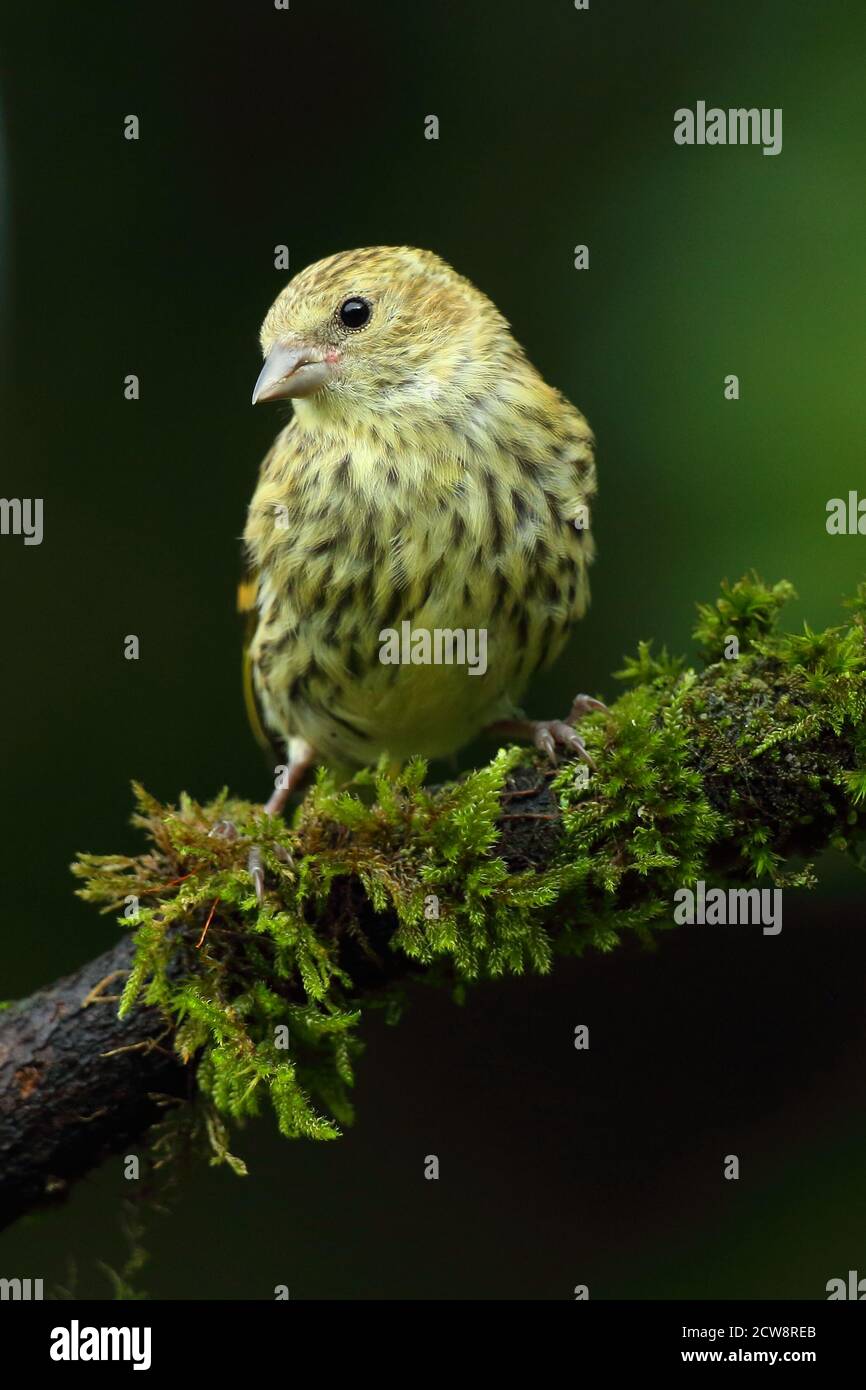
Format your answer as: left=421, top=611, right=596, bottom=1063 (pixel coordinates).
left=253, top=246, right=511, bottom=428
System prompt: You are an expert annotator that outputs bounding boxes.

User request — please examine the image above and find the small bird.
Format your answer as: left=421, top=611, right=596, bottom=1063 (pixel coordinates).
left=241, top=246, right=602, bottom=830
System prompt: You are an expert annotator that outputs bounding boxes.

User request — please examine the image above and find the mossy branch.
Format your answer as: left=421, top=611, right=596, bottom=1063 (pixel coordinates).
left=2, top=574, right=866, bottom=1229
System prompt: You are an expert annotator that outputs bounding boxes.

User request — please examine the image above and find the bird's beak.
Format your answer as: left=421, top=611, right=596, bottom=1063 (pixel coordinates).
left=252, top=343, right=332, bottom=404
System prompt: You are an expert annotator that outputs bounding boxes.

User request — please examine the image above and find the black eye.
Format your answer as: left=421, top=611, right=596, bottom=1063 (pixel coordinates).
left=339, top=297, right=372, bottom=329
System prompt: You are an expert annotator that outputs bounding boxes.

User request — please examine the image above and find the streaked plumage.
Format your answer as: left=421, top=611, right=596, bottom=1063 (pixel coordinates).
left=242, top=246, right=597, bottom=777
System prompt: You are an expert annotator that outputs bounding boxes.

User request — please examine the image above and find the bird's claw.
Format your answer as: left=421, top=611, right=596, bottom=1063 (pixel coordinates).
left=207, top=809, right=296, bottom=905
left=209, top=819, right=239, bottom=841
left=567, top=692, right=610, bottom=721
left=532, top=720, right=597, bottom=771
left=248, top=846, right=265, bottom=905
left=532, top=692, right=609, bottom=770
left=247, top=841, right=296, bottom=903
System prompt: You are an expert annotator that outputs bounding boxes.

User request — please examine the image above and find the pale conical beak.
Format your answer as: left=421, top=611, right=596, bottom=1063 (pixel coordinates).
left=252, top=343, right=331, bottom=404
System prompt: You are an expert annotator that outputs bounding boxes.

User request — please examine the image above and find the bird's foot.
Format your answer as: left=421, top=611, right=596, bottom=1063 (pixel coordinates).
left=208, top=801, right=297, bottom=908
left=247, top=844, right=266, bottom=903
left=209, top=819, right=240, bottom=841
left=486, top=693, right=609, bottom=770
left=207, top=744, right=315, bottom=902
left=208, top=825, right=295, bottom=906
left=207, top=821, right=269, bottom=905
left=565, top=693, right=609, bottom=723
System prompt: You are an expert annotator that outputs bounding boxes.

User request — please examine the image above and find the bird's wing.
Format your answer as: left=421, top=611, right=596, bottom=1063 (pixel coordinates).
left=238, top=563, right=282, bottom=761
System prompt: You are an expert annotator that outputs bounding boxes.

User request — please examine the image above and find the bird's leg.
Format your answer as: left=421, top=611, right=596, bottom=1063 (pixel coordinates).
left=485, top=693, right=608, bottom=770
left=210, top=740, right=316, bottom=904
left=263, top=785, right=290, bottom=817
left=246, top=742, right=316, bottom=900
left=264, top=737, right=317, bottom=811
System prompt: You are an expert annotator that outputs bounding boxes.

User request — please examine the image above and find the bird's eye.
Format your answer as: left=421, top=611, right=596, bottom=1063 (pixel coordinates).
left=338, top=297, right=372, bottom=329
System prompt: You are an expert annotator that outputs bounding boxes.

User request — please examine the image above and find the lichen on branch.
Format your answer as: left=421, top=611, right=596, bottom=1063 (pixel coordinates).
left=71, top=575, right=866, bottom=1149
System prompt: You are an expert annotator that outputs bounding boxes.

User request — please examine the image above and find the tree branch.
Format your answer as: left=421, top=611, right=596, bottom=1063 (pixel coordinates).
left=2, top=575, right=865, bottom=1231
left=0, top=936, right=189, bottom=1232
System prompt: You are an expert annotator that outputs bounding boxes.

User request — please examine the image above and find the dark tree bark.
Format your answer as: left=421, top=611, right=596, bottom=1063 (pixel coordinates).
left=0, top=936, right=190, bottom=1232
left=0, top=769, right=564, bottom=1232
left=1, top=581, right=863, bottom=1232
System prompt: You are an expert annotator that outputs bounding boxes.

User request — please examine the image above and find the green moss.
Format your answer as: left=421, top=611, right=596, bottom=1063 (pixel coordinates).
left=693, top=573, right=797, bottom=663
left=72, top=574, right=866, bottom=1154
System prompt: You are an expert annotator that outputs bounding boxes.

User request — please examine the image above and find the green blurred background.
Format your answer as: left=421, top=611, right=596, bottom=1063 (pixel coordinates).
left=1, top=0, right=865, bottom=1298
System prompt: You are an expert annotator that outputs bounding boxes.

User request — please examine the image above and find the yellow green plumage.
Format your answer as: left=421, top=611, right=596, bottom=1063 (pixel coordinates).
left=242, top=246, right=596, bottom=772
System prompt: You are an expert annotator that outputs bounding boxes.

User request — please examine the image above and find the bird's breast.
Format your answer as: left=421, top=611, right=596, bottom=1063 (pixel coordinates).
left=245, top=425, right=593, bottom=763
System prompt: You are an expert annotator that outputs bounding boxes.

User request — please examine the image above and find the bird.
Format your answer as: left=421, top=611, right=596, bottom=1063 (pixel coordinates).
left=239, top=246, right=603, bottom=855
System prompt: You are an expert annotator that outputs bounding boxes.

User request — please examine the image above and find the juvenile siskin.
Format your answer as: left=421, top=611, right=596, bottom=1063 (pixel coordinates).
left=241, top=246, right=602, bottom=814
